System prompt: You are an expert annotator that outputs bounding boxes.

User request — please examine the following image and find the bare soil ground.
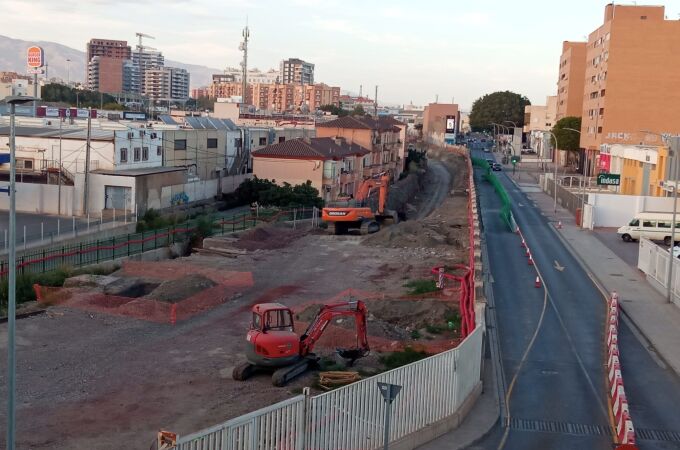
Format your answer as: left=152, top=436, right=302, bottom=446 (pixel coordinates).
left=0, top=150, right=469, bottom=450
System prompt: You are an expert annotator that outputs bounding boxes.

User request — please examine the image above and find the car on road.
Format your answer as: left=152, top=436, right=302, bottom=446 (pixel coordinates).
left=483, top=147, right=490, bottom=152
left=492, top=163, right=502, bottom=171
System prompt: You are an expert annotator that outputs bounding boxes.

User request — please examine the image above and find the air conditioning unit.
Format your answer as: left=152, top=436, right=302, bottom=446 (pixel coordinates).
left=150, top=132, right=157, bottom=139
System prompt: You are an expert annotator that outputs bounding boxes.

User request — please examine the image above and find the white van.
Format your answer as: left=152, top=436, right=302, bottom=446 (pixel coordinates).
left=617, top=212, right=680, bottom=245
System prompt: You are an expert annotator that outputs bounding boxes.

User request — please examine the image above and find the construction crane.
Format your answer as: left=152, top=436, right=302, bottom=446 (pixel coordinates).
left=232, top=300, right=370, bottom=386
left=135, top=32, right=156, bottom=51
left=322, top=171, right=398, bottom=235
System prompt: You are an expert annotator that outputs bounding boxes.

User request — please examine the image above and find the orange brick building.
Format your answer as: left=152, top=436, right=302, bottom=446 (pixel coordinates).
left=556, top=41, right=586, bottom=120
left=209, top=78, right=339, bottom=113
left=580, top=4, right=680, bottom=160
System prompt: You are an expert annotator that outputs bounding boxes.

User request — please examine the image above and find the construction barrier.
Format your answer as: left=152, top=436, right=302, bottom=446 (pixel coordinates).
left=173, top=325, right=484, bottom=450
left=606, top=292, right=638, bottom=448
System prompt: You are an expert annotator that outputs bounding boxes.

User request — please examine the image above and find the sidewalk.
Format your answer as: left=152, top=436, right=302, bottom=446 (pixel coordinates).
left=513, top=169, right=680, bottom=377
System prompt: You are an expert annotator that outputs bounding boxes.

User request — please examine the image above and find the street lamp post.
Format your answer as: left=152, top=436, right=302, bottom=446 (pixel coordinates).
left=66, top=58, right=71, bottom=86
left=563, top=127, right=584, bottom=210
left=543, top=130, right=559, bottom=214
left=4, top=95, right=35, bottom=450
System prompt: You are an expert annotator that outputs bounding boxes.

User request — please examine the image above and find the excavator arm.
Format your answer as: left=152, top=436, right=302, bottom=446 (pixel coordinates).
left=299, top=300, right=370, bottom=362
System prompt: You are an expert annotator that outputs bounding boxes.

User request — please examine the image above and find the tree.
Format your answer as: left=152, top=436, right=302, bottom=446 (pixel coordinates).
left=41, top=83, right=121, bottom=108
left=469, top=91, right=531, bottom=132
left=552, top=116, right=582, bottom=165
left=351, top=105, right=366, bottom=116
left=319, top=104, right=348, bottom=117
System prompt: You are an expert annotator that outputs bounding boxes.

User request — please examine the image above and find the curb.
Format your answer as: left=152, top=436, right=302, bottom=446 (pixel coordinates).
left=0, top=308, right=47, bottom=324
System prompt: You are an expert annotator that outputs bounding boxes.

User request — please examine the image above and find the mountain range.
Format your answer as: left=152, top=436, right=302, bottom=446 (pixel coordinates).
left=0, top=35, right=222, bottom=88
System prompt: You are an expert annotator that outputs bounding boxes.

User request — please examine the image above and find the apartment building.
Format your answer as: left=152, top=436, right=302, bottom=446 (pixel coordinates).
left=251, top=137, right=369, bottom=202
left=315, top=116, right=402, bottom=178
left=581, top=4, right=680, bottom=156
left=556, top=41, right=587, bottom=120
left=209, top=79, right=339, bottom=112
left=524, top=96, right=557, bottom=155
left=86, top=39, right=132, bottom=93
left=143, top=67, right=190, bottom=101
left=280, top=58, right=315, bottom=85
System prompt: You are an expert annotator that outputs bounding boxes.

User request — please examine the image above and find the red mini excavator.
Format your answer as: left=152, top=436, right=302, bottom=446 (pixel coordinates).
left=321, top=171, right=398, bottom=235
left=232, top=300, right=370, bottom=386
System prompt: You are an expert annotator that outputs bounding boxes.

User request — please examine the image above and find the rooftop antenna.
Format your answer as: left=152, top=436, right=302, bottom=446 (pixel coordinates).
left=239, top=19, right=250, bottom=106
left=374, top=85, right=378, bottom=116
left=359, top=84, right=362, bottom=97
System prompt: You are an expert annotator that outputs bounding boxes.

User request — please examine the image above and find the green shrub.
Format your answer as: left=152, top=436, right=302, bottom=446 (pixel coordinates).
left=379, top=347, right=430, bottom=370
left=404, top=279, right=438, bottom=295
left=410, top=329, right=422, bottom=339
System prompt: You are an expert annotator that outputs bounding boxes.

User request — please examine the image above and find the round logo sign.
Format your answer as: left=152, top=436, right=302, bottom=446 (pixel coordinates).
left=27, top=46, right=45, bottom=68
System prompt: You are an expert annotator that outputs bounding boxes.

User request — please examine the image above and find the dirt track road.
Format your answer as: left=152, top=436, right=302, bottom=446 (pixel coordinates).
left=417, top=160, right=452, bottom=219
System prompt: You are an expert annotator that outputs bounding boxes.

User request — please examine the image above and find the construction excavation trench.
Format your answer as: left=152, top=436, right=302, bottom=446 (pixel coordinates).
left=0, top=149, right=471, bottom=450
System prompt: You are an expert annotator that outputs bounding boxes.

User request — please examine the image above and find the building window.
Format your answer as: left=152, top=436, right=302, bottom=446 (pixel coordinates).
left=600, top=89, right=606, bottom=97
left=120, top=148, right=128, bottom=163
left=207, top=138, right=218, bottom=149
left=279, top=136, right=285, bottom=143
left=641, top=15, right=647, bottom=20
left=134, top=147, right=141, bottom=161
left=17, top=159, right=33, bottom=170
left=174, top=139, right=187, bottom=150
left=235, top=138, right=242, bottom=148
left=142, top=146, right=149, bottom=161
left=259, top=137, right=267, bottom=146
left=156, top=146, right=162, bottom=156
left=597, top=127, right=603, bottom=134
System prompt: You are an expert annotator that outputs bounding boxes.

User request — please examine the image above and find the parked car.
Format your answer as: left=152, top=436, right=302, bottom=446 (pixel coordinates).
left=617, top=212, right=680, bottom=245
left=492, top=163, right=502, bottom=171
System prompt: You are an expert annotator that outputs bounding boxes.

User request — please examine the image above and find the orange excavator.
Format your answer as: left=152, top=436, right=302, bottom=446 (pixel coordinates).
left=322, top=171, right=398, bottom=235
left=232, top=300, right=369, bottom=386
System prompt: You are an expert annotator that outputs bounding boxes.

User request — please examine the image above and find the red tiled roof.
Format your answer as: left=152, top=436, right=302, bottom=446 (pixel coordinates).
left=316, top=115, right=400, bottom=132
left=252, top=137, right=369, bottom=160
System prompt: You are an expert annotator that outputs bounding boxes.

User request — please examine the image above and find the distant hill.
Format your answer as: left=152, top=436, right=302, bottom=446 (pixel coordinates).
left=0, top=35, right=221, bottom=88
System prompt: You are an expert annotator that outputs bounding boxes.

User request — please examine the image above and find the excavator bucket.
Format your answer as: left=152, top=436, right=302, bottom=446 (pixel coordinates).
left=337, top=347, right=369, bottom=365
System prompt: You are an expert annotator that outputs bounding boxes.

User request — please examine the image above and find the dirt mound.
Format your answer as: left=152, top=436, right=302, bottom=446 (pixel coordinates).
left=364, top=221, right=453, bottom=248
left=144, top=274, right=216, bottom=303
left=233, top=225, right=306, bottom=251
left=295, top=298, right=458, bottom=342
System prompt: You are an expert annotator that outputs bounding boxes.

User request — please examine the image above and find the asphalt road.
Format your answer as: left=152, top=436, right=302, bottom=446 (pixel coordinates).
left=471, top=149, right=680, bottom=449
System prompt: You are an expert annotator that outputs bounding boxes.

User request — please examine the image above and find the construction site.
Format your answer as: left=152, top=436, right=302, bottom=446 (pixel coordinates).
left=0, top=147, right=473, bottom=450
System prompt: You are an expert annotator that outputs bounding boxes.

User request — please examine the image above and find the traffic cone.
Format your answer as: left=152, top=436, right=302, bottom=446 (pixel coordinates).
left=525, top=248, right=530, bottom=257
left=557, top=221, right=563, bottom=229
left=170, top=304, right=177, bottom=325
left=528, top=254, right=534, bottom=265
left=521, top=237, right=526, bottom=248
left=535, top=276, right=541, bottom=288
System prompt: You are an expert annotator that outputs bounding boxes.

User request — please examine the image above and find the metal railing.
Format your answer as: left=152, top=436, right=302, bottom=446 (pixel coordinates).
left=0, top=207, right=318, bottom=278
left=175, top=325, right=483, bottom=450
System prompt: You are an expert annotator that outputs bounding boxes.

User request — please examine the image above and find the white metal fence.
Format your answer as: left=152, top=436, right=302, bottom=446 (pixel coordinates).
left=175, top=325, right=484, bottom=450
left=637, top=237, right=680, bottom=306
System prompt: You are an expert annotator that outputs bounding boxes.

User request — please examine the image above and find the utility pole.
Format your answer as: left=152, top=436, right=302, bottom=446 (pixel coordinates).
left=374, top=85, right=378, bottom=117
left=240, top=23, right=250, bottom=105
left=83, top=108, right=92, bottom=216
left=58, top=116, right=63, bottom=215
left=32, top=73, right=38, bottom=117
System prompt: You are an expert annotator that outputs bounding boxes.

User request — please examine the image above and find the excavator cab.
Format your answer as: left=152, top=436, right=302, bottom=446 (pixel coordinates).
left=243, top=303, right=300, bottom=369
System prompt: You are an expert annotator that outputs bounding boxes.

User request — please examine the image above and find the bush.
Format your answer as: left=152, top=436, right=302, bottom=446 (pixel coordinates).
left=379, top=347, right=430, bottom=370
left=404, top=279, right=438, bottom=295
left=235, top=177, right=323, bottom=209
left=136, top=209, right=184, bottom=232
left=190, top=215, right=216, bottom=247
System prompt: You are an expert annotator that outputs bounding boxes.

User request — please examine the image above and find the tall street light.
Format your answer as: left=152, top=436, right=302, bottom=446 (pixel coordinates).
left=563, top=127, right=584, bottom=210
left=641, top=129, right=679, bottom=303
left=3, top=95, right=35, bottom=450
left=66, top=58, right=71, bottom=86
left=543, top=130, right=559, bottom=214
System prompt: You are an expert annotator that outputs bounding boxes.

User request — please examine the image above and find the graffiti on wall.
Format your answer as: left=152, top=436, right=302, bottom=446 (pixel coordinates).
left=171, top=192, right=189, bottom=206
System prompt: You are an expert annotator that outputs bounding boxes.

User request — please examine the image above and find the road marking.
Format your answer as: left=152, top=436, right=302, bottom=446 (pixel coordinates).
left=554, top=260, right=565, bottom=272
left=518, top=202, right=524, bottom=207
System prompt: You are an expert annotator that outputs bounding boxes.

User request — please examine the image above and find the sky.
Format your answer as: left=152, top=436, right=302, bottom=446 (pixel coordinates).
left=3, top=0, right=680, bottom=110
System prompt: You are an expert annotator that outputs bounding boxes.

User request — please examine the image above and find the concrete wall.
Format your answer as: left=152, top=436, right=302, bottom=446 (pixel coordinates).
left=252, top=156, right=323, bottom=192
left=75, top=172, right=136, bottom=215
left=0, top=182, right=75, bottom=215
left=587, top=192, right=680, bottom=227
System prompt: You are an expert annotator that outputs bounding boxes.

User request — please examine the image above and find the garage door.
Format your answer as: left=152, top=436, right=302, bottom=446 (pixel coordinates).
left=105, top=185, right=131, bottom=209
